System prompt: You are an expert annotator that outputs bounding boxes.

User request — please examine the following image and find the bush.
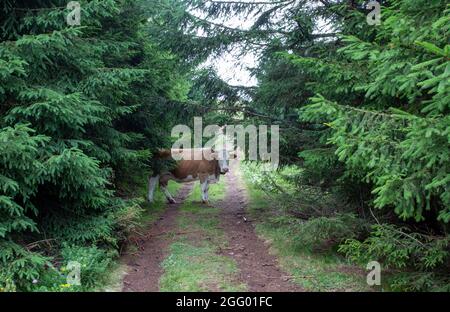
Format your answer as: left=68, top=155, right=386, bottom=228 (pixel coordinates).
left=292, top=214, right=366, bottom=251
left=241, top=162, right=349, bottom=219
left=0, top=241, right=49, bottom=292
left=59, top=245, right=115, bottom=290
left=339, top=224, right=450, bottom=291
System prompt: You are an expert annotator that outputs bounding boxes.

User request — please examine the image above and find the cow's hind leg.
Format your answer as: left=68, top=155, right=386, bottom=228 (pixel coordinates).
left=160, top=179, right=176, bottom=204
left=148, top=175, right=159, bottom=203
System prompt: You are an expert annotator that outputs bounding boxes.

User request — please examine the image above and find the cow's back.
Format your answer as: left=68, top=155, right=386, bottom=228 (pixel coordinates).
left=171, top=159, right=219, bottom=180
left=157, top=148, right=219, bottom=181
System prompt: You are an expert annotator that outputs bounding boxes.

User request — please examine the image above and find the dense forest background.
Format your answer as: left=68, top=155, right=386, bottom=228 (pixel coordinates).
left=1, top=0, right=449, bottom=291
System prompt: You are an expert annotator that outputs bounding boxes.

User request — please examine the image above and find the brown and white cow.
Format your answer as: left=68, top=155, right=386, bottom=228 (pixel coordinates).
left=148, top=148, right=234, bottom=204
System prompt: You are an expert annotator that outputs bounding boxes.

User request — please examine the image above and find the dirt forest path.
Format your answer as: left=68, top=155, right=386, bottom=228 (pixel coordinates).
left=217, top=163, right=302, bottom=291
left=122, top=184, right=194, bottom=292
left=120, top=161, right=302, bottom=292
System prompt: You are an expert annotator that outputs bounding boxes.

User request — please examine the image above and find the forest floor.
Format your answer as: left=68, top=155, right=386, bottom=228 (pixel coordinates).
left=114, top=160, right=369, bottom=292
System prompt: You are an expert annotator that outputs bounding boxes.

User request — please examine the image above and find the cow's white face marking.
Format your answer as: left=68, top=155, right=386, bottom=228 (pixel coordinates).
left=217, top=149, right=230, bottom=174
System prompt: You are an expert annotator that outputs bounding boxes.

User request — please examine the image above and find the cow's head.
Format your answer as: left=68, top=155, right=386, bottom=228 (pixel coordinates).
left=214, top=149, right=237, bottom=174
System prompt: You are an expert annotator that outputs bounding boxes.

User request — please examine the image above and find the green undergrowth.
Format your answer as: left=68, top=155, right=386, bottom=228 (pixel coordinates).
left=240, top=162, right=372, bottom=292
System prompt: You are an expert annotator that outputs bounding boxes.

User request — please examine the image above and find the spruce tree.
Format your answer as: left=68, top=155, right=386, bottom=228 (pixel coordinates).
left=0, top=0, right=191, bottom=290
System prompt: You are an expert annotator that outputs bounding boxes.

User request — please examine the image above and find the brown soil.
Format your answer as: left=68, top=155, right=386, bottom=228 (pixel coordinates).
left=216, top=162, right=303, bottom=292
left=121, top=183, right=194, bottom=292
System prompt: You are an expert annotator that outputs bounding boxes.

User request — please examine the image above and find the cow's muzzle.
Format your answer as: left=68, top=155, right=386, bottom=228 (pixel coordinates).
left=221, top=168, right=229, bottom=174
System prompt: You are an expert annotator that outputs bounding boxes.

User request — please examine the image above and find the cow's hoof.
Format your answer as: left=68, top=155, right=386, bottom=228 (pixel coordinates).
left=168, top=199, right=177, bottom=204
left=202, top=200, right=211, bottom=206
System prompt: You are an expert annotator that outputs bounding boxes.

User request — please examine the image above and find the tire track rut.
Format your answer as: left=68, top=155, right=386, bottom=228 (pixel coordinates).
left=122, top=183, right=193, bottom=292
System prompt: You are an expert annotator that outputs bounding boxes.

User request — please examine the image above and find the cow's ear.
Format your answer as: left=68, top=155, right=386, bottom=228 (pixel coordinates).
left=210, top=151, right=219, bottom=160
left=229, top=150, right=237, bottom=159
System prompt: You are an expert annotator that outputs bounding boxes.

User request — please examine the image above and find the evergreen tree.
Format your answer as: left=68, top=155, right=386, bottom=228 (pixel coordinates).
left=0, top=0, right=191, bottom=290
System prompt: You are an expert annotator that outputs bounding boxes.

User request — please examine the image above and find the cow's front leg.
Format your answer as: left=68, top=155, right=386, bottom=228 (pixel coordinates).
left=200, top=178, right=209, bottom=205
left=160, top=181, right=176, bottom=204
left=148, top=175, right=160, bottom=203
